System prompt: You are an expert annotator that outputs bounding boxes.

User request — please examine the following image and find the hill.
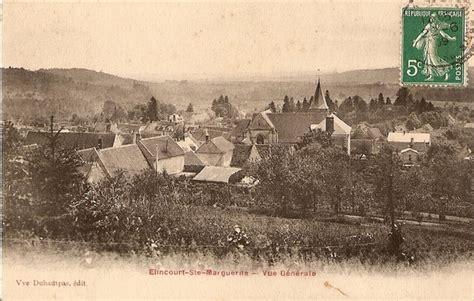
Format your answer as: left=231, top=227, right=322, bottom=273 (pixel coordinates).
left=2, top=67, right=153, bottom=122
left=3, top=67, right=473, bottom=123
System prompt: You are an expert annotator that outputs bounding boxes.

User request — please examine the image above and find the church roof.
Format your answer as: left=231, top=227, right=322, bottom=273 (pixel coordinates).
left=309, top=79, right=329, bottom=110
left=266, top=112, right=327, bottom=143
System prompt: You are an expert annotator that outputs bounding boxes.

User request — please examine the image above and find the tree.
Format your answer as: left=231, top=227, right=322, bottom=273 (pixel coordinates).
left=297, top=129, right=333, bottom=149
left=128, top=104, right=148, bottom=122
left=249, top=146, right=301, bottom=212
left=289, top=97, right=296, bottom=112
left=268, top=101, right=277, bottom=113
left=27, top=146, right=85, bottom=236
left=423, top=144, right=464, bottom=220
left=302, top=98, right=310, bottom=111
left=3, top=121, right=21, bottom=151
left=386, top=97, right=392, bottom=105
left=353, top=95, right=368, bottom=122
left=186, top=103, right=194, bottom=113
left=378, top=93, right=385, bottom=107
left=369, top=144, right=403, bottom=230
left=70, top=114, right=87, bottom=126
left=282, top=95, right=290, bottom=113
left=296, top=100, right=302, bottom=112
left=419, top=111, right=446, bottom=129
left=212, top=95, right=238, bottom=119
left=325, top=90, right=336, bottom=112
left=369, top=98, right=377, bottom=111
left=147, top=97, right=159, bottom=122
left=405, top=112, right=422, bottom=131
left=111, top=105, right=127, bottom=122
left=394, top=87, right=412, bottom=107
left=338, top=97, right=354, bottom=116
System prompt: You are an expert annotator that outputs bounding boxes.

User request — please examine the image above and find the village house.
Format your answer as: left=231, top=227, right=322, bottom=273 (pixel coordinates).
left=196, top=134, right=235, bottom=167
left=351, top=123, right=385, bottom=157
left=138, top=119, right=186, bottom=139
left=191, top=127, right=232, bottom=145
left=77, top=144, right=150, bottom=183
left=230, top=119, right=251, bottom=143
left=167, top=113, right=184, bottom=123
left=25, top=131, right=132, bottom=150
left=77, top=134, right=185, bottom=183
left=399, top=147, right=420, bottom=166
left=244, top=79, right=351, bottom=154
left=387, top=132, right=431, bottom=154
left=136, top=135, right=185, bottom=175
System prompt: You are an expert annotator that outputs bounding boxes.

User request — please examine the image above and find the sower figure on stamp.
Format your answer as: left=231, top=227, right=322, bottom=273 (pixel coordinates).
left=412, top=12, right=456, bottom=81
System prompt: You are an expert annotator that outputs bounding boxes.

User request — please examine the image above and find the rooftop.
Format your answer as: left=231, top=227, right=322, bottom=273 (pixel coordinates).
left=387, top=132, right=431, bottom=143
left=192, top=166, right=242, bottom=183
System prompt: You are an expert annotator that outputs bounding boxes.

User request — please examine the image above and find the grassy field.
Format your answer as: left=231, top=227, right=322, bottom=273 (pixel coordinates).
left=5, top=205, right=473, bottom=267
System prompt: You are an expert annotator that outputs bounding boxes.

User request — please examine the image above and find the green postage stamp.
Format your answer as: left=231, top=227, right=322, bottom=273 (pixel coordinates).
left=401, top=7, right=468, bottom=86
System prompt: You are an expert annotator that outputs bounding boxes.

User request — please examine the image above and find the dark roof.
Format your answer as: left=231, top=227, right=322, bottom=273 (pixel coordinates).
left=192, top=128, right=231, bottom=142
left=266, top=112, right=327, bottom=143
left=230, top=144, right=252, bottom=167
left=196, top=136, right=235, bottom=154
left=184, top=151, right=205, bottom=166
left=97, top=144, right=151, bottom=177
left=76, top=147, right=99, bottom=162
left=310, top=79, right=328, bottom=110
left=212, top=136, right=235, bottom=152
left=139, top=135, right=185, bottom=160
left=367, top=127, right=383, bottom=139
left=25, top=131, right=117, bottom=150
left=231, top=119, right=251, bottom=138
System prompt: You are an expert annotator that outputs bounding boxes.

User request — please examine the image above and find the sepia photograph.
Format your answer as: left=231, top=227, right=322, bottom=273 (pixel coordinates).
left=1, top=0, right=473, bottom=300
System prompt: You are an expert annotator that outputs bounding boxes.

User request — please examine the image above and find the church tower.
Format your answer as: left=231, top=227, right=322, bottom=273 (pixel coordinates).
left=309, top=78, right=329, bottom=112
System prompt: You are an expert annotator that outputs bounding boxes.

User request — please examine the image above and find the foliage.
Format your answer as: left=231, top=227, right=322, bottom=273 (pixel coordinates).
left=211, top=95, right=238, bottom=119
left=367, top=144, right=404, bottom=225
left=2, top=121, right=22, bottom=150
left=297, top=129, right=333, bottom=149
left=186, top=102, right=194, bottom=113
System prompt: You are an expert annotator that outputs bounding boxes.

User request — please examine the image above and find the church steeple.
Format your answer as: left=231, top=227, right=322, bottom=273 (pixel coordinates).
left=309, top=78, right=329, bottom=111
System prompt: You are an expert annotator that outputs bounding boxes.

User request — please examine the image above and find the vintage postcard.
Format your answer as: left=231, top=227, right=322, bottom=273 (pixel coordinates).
left=2, top=0, right=473, bottom=300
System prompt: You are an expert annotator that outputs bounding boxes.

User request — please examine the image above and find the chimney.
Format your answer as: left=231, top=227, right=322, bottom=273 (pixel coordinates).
left=410, top=137, right=414, bottom=148
left=97, top=138, right=103, bottom=149
left=205, top=128, right=210, bottom=142
left=133, top=131, right=141, bottom=144
left=325, top=116, right=334, bottom=134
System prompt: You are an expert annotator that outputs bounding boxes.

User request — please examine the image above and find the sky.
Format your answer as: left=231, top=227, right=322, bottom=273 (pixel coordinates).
left=3, top=1, right=471, bottom=80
